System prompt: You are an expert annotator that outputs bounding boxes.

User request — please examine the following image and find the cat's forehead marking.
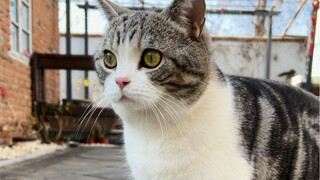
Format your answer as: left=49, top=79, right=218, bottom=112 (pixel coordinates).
left=107, top=13, right=147, bottom=51
left=118, top=37, right=140, bottom=64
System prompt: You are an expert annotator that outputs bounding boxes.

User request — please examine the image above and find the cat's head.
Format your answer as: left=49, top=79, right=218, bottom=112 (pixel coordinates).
left=95, top=0, right=213, bottom=116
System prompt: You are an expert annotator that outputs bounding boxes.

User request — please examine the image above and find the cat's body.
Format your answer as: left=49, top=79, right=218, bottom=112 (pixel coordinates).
left=95, top=0, right=319, bottom=179
left=231, top=76, right=319, bottom=179
left=122, top=76, right=319, bottom=180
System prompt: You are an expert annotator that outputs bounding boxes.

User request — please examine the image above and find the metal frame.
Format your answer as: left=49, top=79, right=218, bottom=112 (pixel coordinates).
left=77, top=1, right=97, bottom=99
left=10, top=0, right=32, bottom=54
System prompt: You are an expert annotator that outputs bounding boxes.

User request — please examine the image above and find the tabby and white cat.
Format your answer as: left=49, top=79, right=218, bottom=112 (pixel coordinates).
left=94, top=0, right=319, bottom=179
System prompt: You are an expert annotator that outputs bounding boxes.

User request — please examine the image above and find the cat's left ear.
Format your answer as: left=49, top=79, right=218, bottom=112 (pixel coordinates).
left=162, top=0, right=206, bottom=40
left=97, top=0, right=130, bottom=22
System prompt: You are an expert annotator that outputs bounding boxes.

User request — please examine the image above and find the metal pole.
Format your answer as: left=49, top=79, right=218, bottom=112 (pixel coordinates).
left=84, top=0, right=89, bottom=99
left=306, top=0, right=318, bottom=91
left=265, top=14, right=272, bottom=79
left=66, top=0, right=72, bottom=102
left=306, top=55, right=313, bottom=91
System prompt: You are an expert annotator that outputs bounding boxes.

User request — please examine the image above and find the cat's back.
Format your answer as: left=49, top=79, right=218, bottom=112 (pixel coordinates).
left=228, top=75, right=319, bottom=180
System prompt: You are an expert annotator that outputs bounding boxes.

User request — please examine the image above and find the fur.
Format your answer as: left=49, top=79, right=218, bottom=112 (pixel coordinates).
left=94, top=0, right=319, bottom=179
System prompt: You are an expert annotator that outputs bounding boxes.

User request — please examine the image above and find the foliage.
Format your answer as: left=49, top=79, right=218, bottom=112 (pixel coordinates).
left=45, top=103, right=74, bottom=117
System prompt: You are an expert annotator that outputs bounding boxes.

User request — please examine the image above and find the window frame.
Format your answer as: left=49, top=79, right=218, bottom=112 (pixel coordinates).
left=10, top=0, right=32, bottom=65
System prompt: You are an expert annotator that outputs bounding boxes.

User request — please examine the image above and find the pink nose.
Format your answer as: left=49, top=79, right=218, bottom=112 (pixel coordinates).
left=115, top=77, right=131, bottom=90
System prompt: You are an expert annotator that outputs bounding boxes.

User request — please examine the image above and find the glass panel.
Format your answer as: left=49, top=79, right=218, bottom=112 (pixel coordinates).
left=10, top=0, right=18, bottom=22
left=22, top=3, right=29, bottom=30
left=22, top=31, right=29, bottom=52
left=11, top=23, right=18, bottom=51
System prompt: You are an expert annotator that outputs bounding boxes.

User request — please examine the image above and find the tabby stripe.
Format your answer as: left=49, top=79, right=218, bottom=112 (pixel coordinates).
left=127, top=20, right=140, bottom=42
left=122, top=15, right=128, bottom=23
left=216, top=67, right=226, bottom=84
left=307, top=133, right=319, bottom=179
left=177, top=85, right=204, bottom=100
left=169, top=57, right=205, bottom=78
left=117, top=31, right=120, bottom=46
left=163, top=81, right=200, bottom=89
left=261, top=82, right=300, bottom=179
left=260, top=89, right=288, bottom=179
left=129, top=29, right=137, bottom=42
left=292, top=129, right=305, bottom=179
left=121, top=22, right=129, bottom=43
left=108, top=30, right=115, bottom=48
left=302, top=130, right=311, bottom=179
left=252, top=98, right=275, bottom=179
left=235, top=77, right=263, bottom=160
left=154, top=72, right=174, bottom=84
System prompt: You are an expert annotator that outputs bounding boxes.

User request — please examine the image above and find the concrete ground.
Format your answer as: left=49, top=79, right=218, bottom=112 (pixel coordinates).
left=0, top=145, right=130, bottom=180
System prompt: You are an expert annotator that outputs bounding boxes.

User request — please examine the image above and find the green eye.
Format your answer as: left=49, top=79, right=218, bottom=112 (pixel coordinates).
left=103, top=50, right=117, bottom=69
left=142, top=49, right=162, bottom=68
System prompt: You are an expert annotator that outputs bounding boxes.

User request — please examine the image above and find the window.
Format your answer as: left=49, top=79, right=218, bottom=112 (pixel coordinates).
left=10, top=0, right=32, bottom=57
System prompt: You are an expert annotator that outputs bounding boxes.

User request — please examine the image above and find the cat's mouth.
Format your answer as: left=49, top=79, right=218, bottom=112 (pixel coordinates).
left=119, top=95, right=135, bottom=103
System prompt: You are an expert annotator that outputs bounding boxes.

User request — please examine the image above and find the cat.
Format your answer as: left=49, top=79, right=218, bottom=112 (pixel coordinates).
left=94, top=0, right=319, bottom=179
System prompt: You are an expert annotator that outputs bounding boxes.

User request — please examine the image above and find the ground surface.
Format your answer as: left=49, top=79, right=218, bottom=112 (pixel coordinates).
left=0, top=145, right=130, bottom=180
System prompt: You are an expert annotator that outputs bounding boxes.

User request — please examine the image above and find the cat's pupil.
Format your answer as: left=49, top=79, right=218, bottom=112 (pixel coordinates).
left=148, top=53, right=153, bottom=63
left=107, top=54, right=114, bottom=64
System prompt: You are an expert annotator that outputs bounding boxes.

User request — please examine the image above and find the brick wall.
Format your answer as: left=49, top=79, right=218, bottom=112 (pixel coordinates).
left=32, top=0, right=60, bottom=103
left=0, top=0, right=60, bottom=144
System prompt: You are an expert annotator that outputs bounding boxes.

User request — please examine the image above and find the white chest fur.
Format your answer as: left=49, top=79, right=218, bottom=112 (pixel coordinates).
left=122, top=82, right=253, bottom=180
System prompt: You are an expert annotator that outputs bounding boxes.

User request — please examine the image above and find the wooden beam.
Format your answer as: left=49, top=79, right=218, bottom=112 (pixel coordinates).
left=254, top=0, right=267, bottom=36
left=31, top=55, right=39, bottom=102
left=282, top=0, right=307, bottom=37
left=34, top=53, right=95, bottom=70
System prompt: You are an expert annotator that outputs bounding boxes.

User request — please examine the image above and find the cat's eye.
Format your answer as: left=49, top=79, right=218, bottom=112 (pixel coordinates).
left=103, top=50, right=117, bottom=69
left=141, top=49, right=162, bottom=68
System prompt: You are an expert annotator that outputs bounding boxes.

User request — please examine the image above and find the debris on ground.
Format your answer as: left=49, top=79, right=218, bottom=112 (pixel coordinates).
left=0, top=140, right=61, bottom=160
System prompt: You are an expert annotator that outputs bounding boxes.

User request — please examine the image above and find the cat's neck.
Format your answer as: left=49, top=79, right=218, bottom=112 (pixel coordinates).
left=122, top=79, right=236, bottom=141
left=122, top=79, right=253, bottom=179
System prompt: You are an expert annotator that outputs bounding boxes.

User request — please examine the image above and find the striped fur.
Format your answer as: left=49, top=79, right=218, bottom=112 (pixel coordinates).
left=95, top=0, right=319, bottom=179
left=230, top=76, right=319, bottom=180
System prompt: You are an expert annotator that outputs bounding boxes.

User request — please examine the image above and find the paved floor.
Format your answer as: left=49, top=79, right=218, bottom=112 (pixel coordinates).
left=0, top=145, right=130, bottom=180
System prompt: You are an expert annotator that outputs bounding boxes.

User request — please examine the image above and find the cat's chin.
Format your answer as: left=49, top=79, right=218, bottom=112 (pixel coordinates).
left=111, top=98, right=145, bottom=112
left=117, top=96, right=133, bottom=103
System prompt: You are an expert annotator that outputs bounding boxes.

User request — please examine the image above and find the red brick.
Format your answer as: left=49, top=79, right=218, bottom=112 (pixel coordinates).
left=0, top=0, right=59, bottom=144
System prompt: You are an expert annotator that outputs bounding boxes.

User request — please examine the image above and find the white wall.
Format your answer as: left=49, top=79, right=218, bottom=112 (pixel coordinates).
left=212, top=37, right=308, bottom=82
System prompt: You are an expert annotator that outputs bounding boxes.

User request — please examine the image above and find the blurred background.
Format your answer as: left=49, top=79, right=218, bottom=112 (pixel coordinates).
left=0, top=0, right=319, bottom=177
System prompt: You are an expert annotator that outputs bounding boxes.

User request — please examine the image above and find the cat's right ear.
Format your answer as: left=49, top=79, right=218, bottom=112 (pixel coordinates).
left=162, top=0, right=206, bottom=40
left=97, top=0, right=130, bottom=21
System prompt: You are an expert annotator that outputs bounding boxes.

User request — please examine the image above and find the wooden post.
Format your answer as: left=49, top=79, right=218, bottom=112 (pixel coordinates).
left=254, top=0, right=267, bottom=36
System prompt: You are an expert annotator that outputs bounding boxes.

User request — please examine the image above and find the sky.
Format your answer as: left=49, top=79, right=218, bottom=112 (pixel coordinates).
left=58, top=0, right=313, bottom=37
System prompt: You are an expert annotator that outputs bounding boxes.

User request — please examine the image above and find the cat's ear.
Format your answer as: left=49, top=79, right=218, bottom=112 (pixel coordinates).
left=162, top=0, right=206, bottom=40
left=97, top=0, right=130, bottom=21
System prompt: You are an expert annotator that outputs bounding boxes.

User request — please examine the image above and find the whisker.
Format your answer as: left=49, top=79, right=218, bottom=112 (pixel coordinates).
left=140, top=97, right=149, bottom=130
left=152, top=92, right=194, bottom=156
left=75, top=94, right=104, bottom=127
left=75, top=103, right=99, bottom=140
left=77, top=97, right=107, bottom=141
left=86, top=106, right=106, bottom=144
left=150, top=99, right=169, bottom=140
left=145, top=98, right=164, bottom=138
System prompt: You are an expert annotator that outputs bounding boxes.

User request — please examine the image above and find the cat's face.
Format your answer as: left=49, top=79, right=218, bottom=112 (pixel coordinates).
left=95, top=0, right=211, bottom=115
